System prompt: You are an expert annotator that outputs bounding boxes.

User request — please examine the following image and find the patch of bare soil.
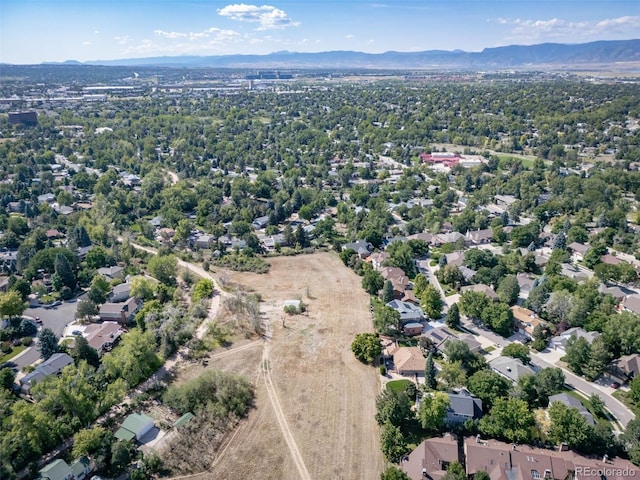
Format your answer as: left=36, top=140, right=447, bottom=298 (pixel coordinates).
left=176, top=252, right=384, bottom=480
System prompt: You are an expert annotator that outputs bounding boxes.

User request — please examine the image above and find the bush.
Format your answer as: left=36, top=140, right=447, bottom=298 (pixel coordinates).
left=1, top=342, right=12, bottom=354
left=21, top=337, right=32, bottom=346
left=60, top=286, right=74, bottom=300
left=379, top=365, right=387, bottom=376
left=212, top=253, right=270, bottom=273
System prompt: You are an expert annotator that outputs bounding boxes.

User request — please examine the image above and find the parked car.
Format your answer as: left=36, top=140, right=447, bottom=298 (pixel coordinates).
left=35, top=317, right=42, bottom=324
left=45, top=300, right=62, bottom=309
left=611, top=382, right=621, bottom=389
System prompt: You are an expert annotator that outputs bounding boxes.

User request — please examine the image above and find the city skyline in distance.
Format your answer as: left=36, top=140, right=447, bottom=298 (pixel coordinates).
left=1, top=0, right=639, bottom=65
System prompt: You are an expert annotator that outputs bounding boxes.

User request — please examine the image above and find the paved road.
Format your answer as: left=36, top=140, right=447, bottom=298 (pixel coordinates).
left=12, top=300, right=80, bottom=369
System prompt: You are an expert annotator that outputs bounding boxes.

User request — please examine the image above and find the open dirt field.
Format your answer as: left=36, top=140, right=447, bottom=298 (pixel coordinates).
left=178, top=252, right=384, bottom=480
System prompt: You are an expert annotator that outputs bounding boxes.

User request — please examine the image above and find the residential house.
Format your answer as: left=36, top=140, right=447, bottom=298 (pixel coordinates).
left=115, top=413, right=155, bottom=442
left=386, top=299, right=424, bottom=325
left=516, top=272, right=537, bottom=298
left=613, top=353, right=640, bottom=382
left=454, top=334, right=483, bottom=354
left=20, top=353, right=74, bottom=394
left=548, top=393, right=595, bottom=425
left=601, top=254, right=623, bottom=266
left=192, top=233, right=215, bottom=250
left=444, top=251, right=465, bottom=267
left=46, top=229, right=64, bottom=239
left=369, top=251, right=390, bottom=270
left=393, top=346, right=426, bottom=376
left=404, top=435, right=640, bottom=480
left=342, top=239, right=373, bottom=259
left=84, top=321, right=123, bottom=356
left=599, top=284, right=627, bottom=302
left=70, top=457, right=92, bottom=480
left=622, top=295, right=640, bottom=315
left=437, top=232, right=465, bottom=245
left=408, top=232, right=435, bottom=246
left=459, top=266, right=477, bottom=283
left=402, top=433, right=458, bottom=480
left=568, top=242, right=590, bottom=262
left=380, top=266, right=410, bottom=298
left=109, top=282, right=131, bottom=302
left=461, top=284, right=498, bottom=301
left=251, top=215, right=270, bottom=230
left=465, top=229, right=493, bottom=245
left=97, top=265, right=125, bottom=280
left=0, top=276, right=8, bottom=293
left=99, top=297, right=141, bottom=325
left=422, top=326, right=457, bottom=353
left=39, top=459, right=74, bottom=480
left=37, top=193, right=56, bottom=204
left=494, top=194, right=517, bottom=207
left=403, top=322, right=424, bottom=336
left=446, top=390, right=483, bottom=424
left=560, top=263, right=590, bottom=282
left=551, top=327, right=600, bottom=352
left=511, top=305, right=550, bottom=340
left=489, top=356, right=535, bottom=383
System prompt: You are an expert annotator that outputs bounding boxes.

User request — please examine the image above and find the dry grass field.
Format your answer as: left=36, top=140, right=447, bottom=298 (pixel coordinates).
left=170, top=252, right=384, bottom=480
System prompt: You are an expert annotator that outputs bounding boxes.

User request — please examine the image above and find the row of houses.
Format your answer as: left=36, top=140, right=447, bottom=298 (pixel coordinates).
left=403, top=434, right=638, bottom=480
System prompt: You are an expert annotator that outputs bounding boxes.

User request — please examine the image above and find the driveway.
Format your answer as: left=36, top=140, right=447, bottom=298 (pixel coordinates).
left=13, top=300, right=80, bottom=369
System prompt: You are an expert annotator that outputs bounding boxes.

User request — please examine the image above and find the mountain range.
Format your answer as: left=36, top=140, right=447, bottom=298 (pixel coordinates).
left=56, top=39, right=640, bottom=69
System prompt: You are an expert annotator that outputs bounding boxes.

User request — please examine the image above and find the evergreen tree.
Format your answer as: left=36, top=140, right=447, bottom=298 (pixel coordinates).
left=382, top=280, right=395, bottom=303
left=38, top=328, right=59, bottom=361
left=445, top=303, right=460, bottom=329
left=425, top=352, right=437, bottom=390
left=54, top=253, right=76, bottom=291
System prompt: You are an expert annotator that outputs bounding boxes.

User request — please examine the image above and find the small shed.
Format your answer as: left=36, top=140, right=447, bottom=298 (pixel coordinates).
left=173, top=412, right=195, bottom=429
left=115, top=413, right=155, bottom=442
left=39, top=459, right=73, bottom=480
left=403, top=322, right=424, bottom=336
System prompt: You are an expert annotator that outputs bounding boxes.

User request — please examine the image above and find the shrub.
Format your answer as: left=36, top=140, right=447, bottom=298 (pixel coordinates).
left=379, top=365, right=387, bottom=376
left=1, top=342, right=12, bottom=354
left=21, top=337, right=32, bottom=346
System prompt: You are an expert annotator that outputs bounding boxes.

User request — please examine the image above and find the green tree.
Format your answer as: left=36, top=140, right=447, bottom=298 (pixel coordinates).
left=419, top=391, right=450, bottom=431
left=130, top=276, right=155, bottom=301
left=563, top=336, right=591, bottom=376
left=373, top=305, right=401, bottom=335
left=381, top=280, right=395, bottom=303
left=102, top=329, right=161, bottom=387
left=496, top=275, right=520, bottom=305
left=362, top=268, right=384, bottom=296
left=621, top=418, right=640, bottom=466
left=351, top=332, right=382, bottom=364
left=420, top=284, right=443, bottom=319
left=147, top=254, right=178, bottom=285
left=438, top=361, right=467, bottom=389
left=10, top=278, right=31, bottom=301
left=473, top=472, right=492, bottom=480
left=375, top=388, right=413, bottom=427
left=380, top=422, right=407, bottom=463
left=84, top=247, right=109, bottom=269
left=442, top=462, right=466, bottom=480
left=53, top=253, right=76, bottom=291
left=445, top=303, right=460, bottom=329
left=535, top=367, right=565, bottom=398
left=501, top=343, right=530, bottom=364
left=72, top=426, right=112, bottom=459
left=413, top=273, right=429, bottom=298
left=583, top=336, right=611, bottom=381
left=76, top=298, right=98, bottom=322
left=481, top=302, right=514, bottom=337
left=459, top=291, right=491, bottom=319
left=467, top=369, right=511, bottom=411
left=71, top=335, right=100, bottom=368
left=192, top=278, right=214, bottom=302
left=37, top=327, right=59, bottom=361
left=425, top=352, right=437, bottom=390
left=0, top=290, right=27, bottom=320
left=380, top=466, right=410, bottom=480
left=547, top=402, right=590, bottom=450
left=0, top=368, right=16, bottom=390
left=479, top=397, right=535, bottom=444
left=589, top=393, right=605, bottom=418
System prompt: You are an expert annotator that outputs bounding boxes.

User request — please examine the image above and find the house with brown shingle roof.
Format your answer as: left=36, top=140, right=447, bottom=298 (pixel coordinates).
left=511, top=305, right=550, bottom=339
left=461, top=284, right=498, bottom=301
left=393, top=346, right=426, bottom=376
left=402, top=434, right=458, bottom=480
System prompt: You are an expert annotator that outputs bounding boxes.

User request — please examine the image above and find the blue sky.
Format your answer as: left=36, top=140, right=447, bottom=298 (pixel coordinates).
left=1, top=0, right=639, bottom=64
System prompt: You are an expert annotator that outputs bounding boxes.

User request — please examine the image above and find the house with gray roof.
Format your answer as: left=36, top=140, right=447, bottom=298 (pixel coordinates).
left=551, top=327, right=600, bottom=352
left=386, top=299, right=424, bottom=324
left=489, top=356, right=535, bottom=383
left=39, top=459, right=73, bottom=480
left=549, top=393, right=595, bottom=425
left=342, top=239, right=373, bottom=258
left=115, top=413, right=155, bottom=442
left=446, top=389, right=483, bottom=424
left=20, top=353, right=74, bottom=394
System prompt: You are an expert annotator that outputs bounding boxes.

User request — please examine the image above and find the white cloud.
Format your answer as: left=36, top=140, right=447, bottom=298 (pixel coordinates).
left=154, top=30, right=188, bottom=39
left=345, top=34, right=355, bottom=39
left=94, top=30, right=100, bottom=34
left=82, top=41, right=91, bottom=46
left=114, top=35, right=131, bottom=45
left=491, top=15, right=639, bottom=43
left=218, top=4, right=299, bottom=30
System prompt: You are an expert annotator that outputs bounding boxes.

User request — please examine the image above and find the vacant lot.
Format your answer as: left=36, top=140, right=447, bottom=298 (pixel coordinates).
left=181, top=252, right=384, bottom=480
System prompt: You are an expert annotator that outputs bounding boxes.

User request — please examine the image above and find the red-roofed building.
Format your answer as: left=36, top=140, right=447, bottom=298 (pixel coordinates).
left=420, top=152, right=462, bottom=168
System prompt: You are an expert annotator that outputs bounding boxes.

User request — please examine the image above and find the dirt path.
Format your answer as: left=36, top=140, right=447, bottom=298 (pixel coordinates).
left=262, top=321, right=312, bottom=480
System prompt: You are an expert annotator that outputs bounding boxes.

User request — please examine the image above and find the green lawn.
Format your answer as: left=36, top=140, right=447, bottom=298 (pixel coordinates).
left=613, top=390, right=640, bottom=417
left=483, top=346, right=496, bottom=353
left=0, top=345, right=26, bottom=364
left=386, top=379, right=412, bottom=393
